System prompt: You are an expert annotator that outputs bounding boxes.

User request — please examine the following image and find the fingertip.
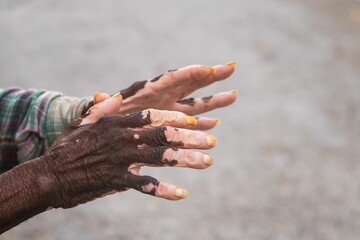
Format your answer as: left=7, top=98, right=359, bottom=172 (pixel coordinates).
left=94, top=93, right=123, bottom=115
left=212, top=63, right=236, bottom=80
left=190, top=117, right=219, bottom=130
left=154, top=182, right=189, bottom=200
left=229, top=89, right=238, bottom=96
left=213, top=90, right=238, bottom=107
left=226, top=61, right=238, bottom=69
left=174, top=187, right=189, bottom=199
left=203, top=154, right=215, bottom=166
left=206, top=134, right=217, bottom=148
left=94, top=92, right=111, bottom=103
left=185, top=115, right=198, bottom=126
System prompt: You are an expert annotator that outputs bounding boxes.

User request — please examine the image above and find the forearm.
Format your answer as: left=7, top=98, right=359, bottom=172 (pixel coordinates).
left=0, top=156, right=56, bottom=233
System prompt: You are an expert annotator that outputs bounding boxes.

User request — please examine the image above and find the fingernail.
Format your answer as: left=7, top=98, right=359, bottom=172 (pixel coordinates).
left=230, top=89, right=238, bottom=95
left=174, top=188, right=188, bottom=199
left=206, top=134, right=217, bottom=147
left=215, top=119, right=221, bottom=125
left=204, top=154, right=214, bottom=166
left=226, top=61, right=237, bottom=68
left=112, top=92, right=121, bottom=98
left=186, top=116, right=198, bottom=126
left=93, top=91, right=101, bottom=103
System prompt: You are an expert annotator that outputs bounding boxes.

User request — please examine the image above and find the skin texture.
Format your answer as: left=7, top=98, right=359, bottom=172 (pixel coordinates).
left=93, top=63, right=237, bottom=130
left=0, top=95, right=217, bottom=233
left=0, top=62, right=237, bottom=233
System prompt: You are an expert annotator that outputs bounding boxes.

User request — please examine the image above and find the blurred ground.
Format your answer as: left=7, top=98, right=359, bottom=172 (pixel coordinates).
left=1, top=0, right=360, bottom=239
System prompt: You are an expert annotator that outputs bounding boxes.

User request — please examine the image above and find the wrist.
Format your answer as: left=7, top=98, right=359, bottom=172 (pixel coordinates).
left=28, top=154, right=62, bottom=209
left=0, top=155, right=60, bottom=232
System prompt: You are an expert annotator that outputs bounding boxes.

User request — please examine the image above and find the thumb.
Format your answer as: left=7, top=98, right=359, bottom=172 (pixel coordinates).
left=81, top=92, right=123, bottom=125
left=93, top=92, right=111, bottom=104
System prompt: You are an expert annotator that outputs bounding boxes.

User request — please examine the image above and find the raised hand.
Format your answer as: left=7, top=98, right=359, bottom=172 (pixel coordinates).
left=93, top=62, right=237, bottom=130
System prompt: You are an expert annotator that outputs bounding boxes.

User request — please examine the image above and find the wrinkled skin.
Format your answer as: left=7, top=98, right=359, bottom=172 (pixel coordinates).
left=0, top=95, right=217, bottom=232
left=44, top=99, right=217, bottom=208
left=0, top=62, right=237, bottom=233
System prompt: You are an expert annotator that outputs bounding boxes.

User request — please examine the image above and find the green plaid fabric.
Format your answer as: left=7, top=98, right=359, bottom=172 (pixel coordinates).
left=0, top=88, right=90, bottom=172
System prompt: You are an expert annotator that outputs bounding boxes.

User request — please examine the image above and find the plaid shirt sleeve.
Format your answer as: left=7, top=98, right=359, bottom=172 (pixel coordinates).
left=0, top=88, right=91, bottom=172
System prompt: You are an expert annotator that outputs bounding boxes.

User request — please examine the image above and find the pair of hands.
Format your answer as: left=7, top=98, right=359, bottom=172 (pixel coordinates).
left=44, top=63, right=237, bottom=208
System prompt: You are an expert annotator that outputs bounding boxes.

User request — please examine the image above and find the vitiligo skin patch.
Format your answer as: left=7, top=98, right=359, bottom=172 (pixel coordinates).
left=41, top=109, right=216, bottom=208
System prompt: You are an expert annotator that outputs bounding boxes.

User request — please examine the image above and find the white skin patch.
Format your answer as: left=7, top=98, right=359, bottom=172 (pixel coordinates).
left=142, top=182, right=157, bottom=193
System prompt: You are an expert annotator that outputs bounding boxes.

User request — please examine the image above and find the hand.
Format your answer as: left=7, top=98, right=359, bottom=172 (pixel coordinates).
left=45, top=93, right=217, bottom=208
left=93, top=62, right=238, bottom=130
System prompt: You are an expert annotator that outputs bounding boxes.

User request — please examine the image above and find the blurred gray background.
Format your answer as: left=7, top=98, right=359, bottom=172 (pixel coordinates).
left=1, top=0, right=360, bottom=239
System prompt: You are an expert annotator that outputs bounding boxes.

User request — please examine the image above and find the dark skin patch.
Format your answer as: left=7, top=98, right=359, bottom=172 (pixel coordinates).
left=81, top=100, right=95, bottom=116
left=148, top=180, right=159, bottom=196
left=150, top=74, right=163, bottom=82
left=150, top=69, right=178, bottom=82
left=201, top=95, right=213, bottom=102
left=163, top=159, right=178, bottom=166
left=179, top=93, right=186, bottom=99
left=119, top=80, right=147, bottom=100
left=177, top=98, right=195, bottom=106
left=99, top=111, right=151, bottom=128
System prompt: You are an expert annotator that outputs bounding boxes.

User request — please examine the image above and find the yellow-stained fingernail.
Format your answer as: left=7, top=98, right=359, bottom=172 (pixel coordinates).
left=186, top=116, right=198, bottom=126
left=230, top=89, right=238, bottom=95
left=204, top=154, right=214, bottom=166
left=174, top=188, right=188, bottom=199
left=226, top=61, right=237, bottom=68
left=112, top=92, right=121, bottom=98
left=215, top=119, right=221, bottom=125
left=93, top=91, right=101, bottom=103
left=206, top=134, right=217, bottom=147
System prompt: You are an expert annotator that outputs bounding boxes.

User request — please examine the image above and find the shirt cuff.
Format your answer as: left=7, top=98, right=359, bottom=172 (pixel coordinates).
left=45, top=95, right=92, bottom=148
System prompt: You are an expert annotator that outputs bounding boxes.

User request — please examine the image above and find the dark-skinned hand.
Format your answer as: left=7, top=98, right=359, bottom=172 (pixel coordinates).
left=0, top=63, right=236, bottom=233
left=43, top=93, right=217, bottom=208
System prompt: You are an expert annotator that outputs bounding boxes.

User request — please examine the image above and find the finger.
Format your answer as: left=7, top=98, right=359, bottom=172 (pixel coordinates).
left=121, top=172, right=188, bottom=200
left=117, top=66, right=216, bottom=104
left=153, top=181, right=189, bottom=200
left=189, top=117, right=220, bottom=130
left=161, top=148, right=214, bottom=168
left=168, top=65, right=216, bottom=88
left=169, top=62, right=236, bottom=88
left=128, top=147, right=214, bottom=169
left=93, top=92, right=111, bottom=104
left=108, top=109, right=199, bottom=129
left=80, top=93, right=123, bottom=125
left=212, top=62, right=237, bottom=81
left=172, top=90, right=238, bottom=115
left=142, top=109, right=198, bottom=128
left=137, top=127, right=217, bottom=149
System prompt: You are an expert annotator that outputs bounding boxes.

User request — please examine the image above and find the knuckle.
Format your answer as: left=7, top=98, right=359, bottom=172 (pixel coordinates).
left=164, top=127, right=182, bottom=143
left=161, top=147, right=179, bottom=166
left=95, top=115, right=118, bottom=125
